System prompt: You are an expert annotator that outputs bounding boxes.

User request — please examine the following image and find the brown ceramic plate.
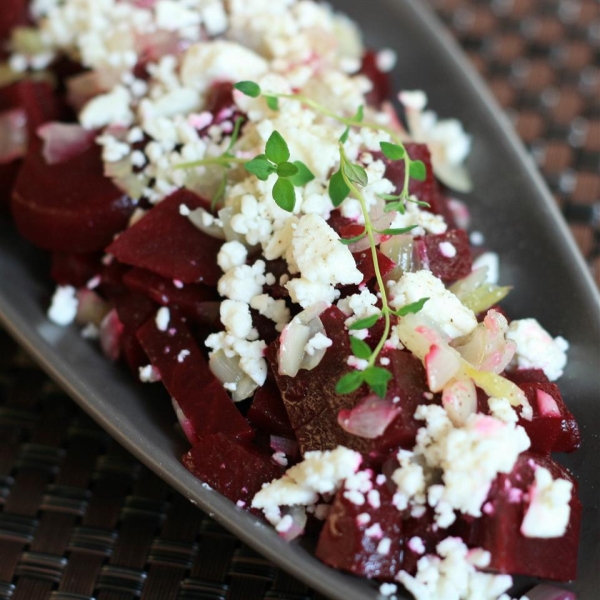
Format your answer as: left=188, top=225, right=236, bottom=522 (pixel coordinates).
left=0, top=1, right=598, bottom=598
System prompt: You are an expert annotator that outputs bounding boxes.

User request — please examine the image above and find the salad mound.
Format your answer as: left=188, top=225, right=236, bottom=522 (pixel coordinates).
left=1, top=1, right=581, bottom=598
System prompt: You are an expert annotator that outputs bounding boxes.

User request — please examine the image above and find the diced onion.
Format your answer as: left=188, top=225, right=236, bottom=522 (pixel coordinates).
left=277, top=506, right=307, bottom=541
left=449, top=267, right=488, bottom=300
left=187, top=206, right=226, bottom=240
left=0, top=109, right=28, bottom=164
left=425, top=343, right=462, bottom=392
left=38, top=122, right=96, bottom=165
left=172, top=398, right=197, bottom=445
left=442, top=378, right=477, bottom=426
left=75, top=289, right=111, bottom=327
left=524, top=584, right=576, bottom=600
left=270, top=435, right=298, bottom=458
left=209, top=350, right=258, bottom=402
left=338, top=394, right=399, bottom=439
left=380, top=234, right=415, bottom=281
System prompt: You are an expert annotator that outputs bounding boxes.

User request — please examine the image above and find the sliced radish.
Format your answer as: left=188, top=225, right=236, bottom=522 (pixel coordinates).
left=442, top=378, right=477, bottom=426
left=38, top=122, right=97, bottom=165
left=338, top=394, right=400, bottom=439
left=0, top=108, right=27, bottom=164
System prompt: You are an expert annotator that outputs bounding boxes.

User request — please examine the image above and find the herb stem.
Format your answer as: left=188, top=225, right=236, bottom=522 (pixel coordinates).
left=339, top=145, right=391, bottom=369
left=276, top=93, right=412, bottom=200
left=176, top=155, right=247, bottom=170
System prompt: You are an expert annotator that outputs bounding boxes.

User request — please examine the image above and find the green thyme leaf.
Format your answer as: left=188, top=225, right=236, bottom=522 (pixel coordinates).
left=329, top=169, right=350, bottom=207
left=378, top=226, right=417, bottom=235
left=343, top=162, right=369, bottom=187
left=277, top=161, right=299, bottom=178
left=380, top=141, right=406, bottom=161
left=370, top=381, right=389, bottom=399
left=408, top=198, right=431, bottom=208
left=339, top=126, right=351, bottom=144
left=363, top=366, right=393, bottom=399
left=265, top=130, right=290, bottom=164
left=225, top=116, right=245, bottom=153
left=272, top=177, right=296, bottom=212
left=336, top=371, right=365, bottom=395
left=265, top=95, right=279, bottom=110
left=409, top=159, right=427, bottom=181
left=349, top=314, right=380, bottom=330
left=395, top=297, right=430, bottom=317
left=383, top=201, right=406, bottom=214
left=289, top=161, right=315, bottom=187
left=234, top=81, right=261, bottom=98
left=339, top=232, right=367, bottom=246
left=354, top=104, right=364, bottom=122
left=244, top=154, right=276, bottom=181
left=377, top=193, right=402, bottom=201
left=350, top=337, right=372, bottom=360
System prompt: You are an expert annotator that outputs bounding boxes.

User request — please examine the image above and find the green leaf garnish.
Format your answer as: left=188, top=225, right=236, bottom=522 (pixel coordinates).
left=266, top=95, right=279, bottom=110
left=343, top=162, right=369, bottom=187
left=408, top=198, right=431, bottom=208
left=210, top=173, right=228, bottom=212
left=277, top=161, right=299, bottom=178
left=351, top=337, right=372, bottom=360
left=244, top=154, right=276, bottom=181
left=339, top=232, right=367, bottom=246
left=225, top=116, right=245, bottom=153
left=339, top=126, right=351, bottom=144
left=329, top=169, right=350, bottom=207
left=394, top=297, right=430, bottom=317
left=377, top=193, right=402, bottom=201
left=377, top=226, right=417, bottom=235
left=363, top=366, right=393, bottom=399
left=354, top=105, right=364, bottom=122
left=380, top=141, right=406, bottom=161
left=265, top=130, right=290, bottom=165
left=289, top=161, right=315, bottom=187
left=409, top=159, right=427, bottom=181
left=272, top=177, right=296, bottom=212
left=349, top=314, right=380, bottom=330
left=383, top=201, right=406, bottom=214
left=234, top=81, right=261, bottom=98
left=336, top=371, right=365, bottom=395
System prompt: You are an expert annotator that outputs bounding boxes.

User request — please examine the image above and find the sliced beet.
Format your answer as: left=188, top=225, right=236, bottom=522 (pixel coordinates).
left=136, top=309, right=254, bottom=442
left=123, top=267, right=220, bottom=327
left=183, top=433, right=282, bottom=505
left=469, top=452, right=581, bottom=582
left=401, top=509, right=446, bottom=575
left=316, top=478, right=403, bottom=580
left=360, top=50, right=392, bottom=107
left=247, top=375, right=295, bottom=438
left=517, top=382, right=581, bottom=454
left=97, top=259, right=131, bottom=303
left=374, top=144, right=456, bottom=227
left=353, top=250, right=396, bottom=284
left=327, top=209, right=356, bottom=236
left=414, top=229, right=472, bottom=282
left=505, top=369, right=550, bottom=385
left=0, top=0, right=29, bottom=41
left=106, top=189, right=222, bottom=286
left=50, top=252, right=102, bottom=288
left=0, top=160, right=22, bottom=208
left=11, top=144, right=134, bottom=252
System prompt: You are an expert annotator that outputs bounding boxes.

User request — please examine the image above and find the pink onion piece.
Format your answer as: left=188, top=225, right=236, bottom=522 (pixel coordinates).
left=172, top=399, right=197, bottom=445
left=525, top=584, right=576, bottom=600
left=424, top=343, right=462, bottom=392
left=270, top=435, right=298, bottom=459
left=75, top=289, right=110, bottom=327
left=338, top=394, right=399, bottom=439
left=278, top=507, right=307, bottom=541
left=38, top=122, right=97, bottom=165
left=0, top=109, right=28, bottom=164
left=99, top=309, right=124, bottom=362
left=442, top=378, right=477, bottom=426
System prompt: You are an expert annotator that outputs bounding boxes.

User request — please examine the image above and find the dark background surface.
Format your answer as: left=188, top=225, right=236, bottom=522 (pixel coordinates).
left=0, top=1, right=598, bottom=600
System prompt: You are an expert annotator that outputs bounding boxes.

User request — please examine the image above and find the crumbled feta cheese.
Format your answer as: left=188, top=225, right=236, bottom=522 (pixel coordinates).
left=379, top=583, right=398, bottom=597
left=408, top=536, right=426, bottom=555
left=218, top=261, right=267, bottom=303
left=487, top=397, right=518, bottom=424
left=396, top=537, right=513, bottom=600
left=220, top=300, right=253, bottom=339
left=139, top=364, right=161, bottom=383
left=389, top=271, right=477, bottom=339
left=155, top=307, right=170, bottom=332
left=80, top=86, right=134, bottom=129
left=252, top=447, right=362, bottom=514
left=48, top=285, right=79, bottom=326
left=439, top=241, right=457, bottom=258
left=377, top=537, right=392, bottom=555
left=217, top=241, right=248, bottom=272
left=177, top=349, right=191, bottom=363
left=250, top=294, right=290, bottom=332
left=521, top=467, right=573, bottom=538
left=304, top=332, right=332, bottom=356
left=272, top=451, right=288, bottom=467
left=506, top=319, right=569, bottom=381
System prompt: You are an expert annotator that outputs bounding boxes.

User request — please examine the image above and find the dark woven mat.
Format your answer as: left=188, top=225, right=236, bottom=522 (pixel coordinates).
left=0, top=2, right=598, bottom=600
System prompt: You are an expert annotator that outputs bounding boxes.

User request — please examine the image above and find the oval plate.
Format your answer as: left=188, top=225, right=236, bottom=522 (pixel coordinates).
left=0, top=1, right=598, bottom=598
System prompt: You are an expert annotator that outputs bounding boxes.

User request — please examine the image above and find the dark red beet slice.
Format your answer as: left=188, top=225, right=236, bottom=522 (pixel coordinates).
left=517, top=382, right=580, bottom=454
left=353, top=250, right=396, bottom=284
left=107, top=189, right=222, bottom=286
left=183, top=433, right=282, bottom=506
left=316, top=478, right=403, bottom=580
left=247, top=375, right=295, bottom=438
left=11, top=144, right=134, bottom=252
left=414, top=229, right=473, bottom=282
left=469, top=452, right=581, bottom=581
left=360, top=50, right=392, bottom=107
left=327, top=209, right=356, bottom=236
left=374, top=144, right=456, bottom=227
left=136, top=309, right=254, bottom=442
left=505, top=369, right=550, bottom=385
left=401, top=509, right=446, bottom=575
left=50, top=252, right=102, bottom=288
left=97, top=259, right=131, bottom=303
left=0, top=161, right=22, bottom=209
left=123, top=267, right=220, bottom=327
left=0, top=0, right=29, bottom=41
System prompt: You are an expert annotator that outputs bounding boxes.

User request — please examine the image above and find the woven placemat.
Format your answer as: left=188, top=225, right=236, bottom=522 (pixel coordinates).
left=0, top=2, right=598, bottom=600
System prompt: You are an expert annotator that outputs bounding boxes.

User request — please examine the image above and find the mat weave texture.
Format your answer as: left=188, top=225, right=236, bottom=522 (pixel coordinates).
left=0, top=1, right=598, bottom=600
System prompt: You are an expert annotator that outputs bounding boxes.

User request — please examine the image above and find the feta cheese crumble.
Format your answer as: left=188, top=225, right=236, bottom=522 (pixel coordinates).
left=155, top=307, right=171, bottom=332
left=48, top=285, right=79, bottom=326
